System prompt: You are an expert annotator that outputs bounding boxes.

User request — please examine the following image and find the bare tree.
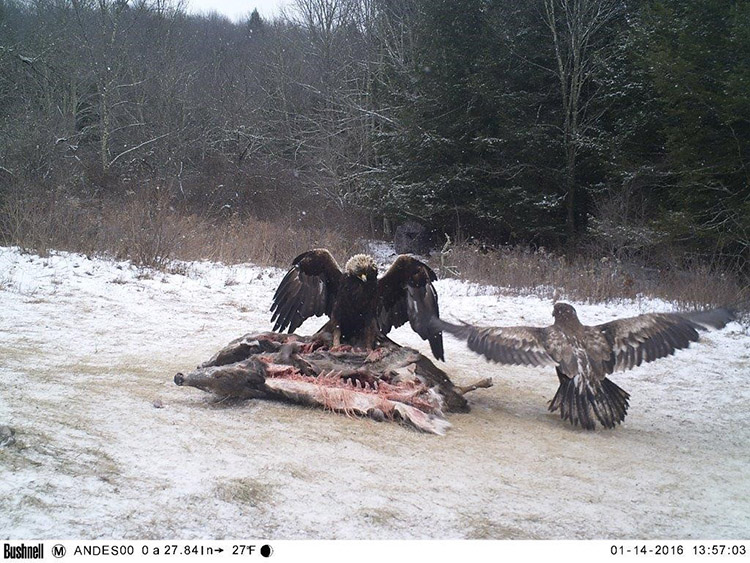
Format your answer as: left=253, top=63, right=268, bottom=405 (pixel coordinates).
left=276, top=0, right=375, bottom=212
left=541, top=0, right=624, bottom=240
left=69, top=0, right=179, bottom=176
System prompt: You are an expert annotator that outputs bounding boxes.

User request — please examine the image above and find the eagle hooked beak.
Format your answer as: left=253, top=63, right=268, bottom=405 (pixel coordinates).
left=358, top=273, right=367, bottom=283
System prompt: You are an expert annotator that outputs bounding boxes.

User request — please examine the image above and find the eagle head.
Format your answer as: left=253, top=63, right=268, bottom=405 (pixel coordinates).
left=552, top=302, right=580, bottom=326
left=345, top=254, right=377, bottom=283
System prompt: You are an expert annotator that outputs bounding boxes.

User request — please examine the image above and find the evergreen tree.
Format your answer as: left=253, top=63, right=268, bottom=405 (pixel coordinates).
left=635, top=0, right=750, bottom=266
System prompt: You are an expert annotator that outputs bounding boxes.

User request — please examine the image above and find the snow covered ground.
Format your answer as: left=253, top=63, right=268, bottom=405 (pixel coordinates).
left=1, top=246, right=748, bottom=540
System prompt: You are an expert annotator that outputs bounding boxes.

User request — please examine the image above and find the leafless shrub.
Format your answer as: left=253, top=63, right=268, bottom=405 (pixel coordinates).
left=2, top=186, right=744, bottom=309
left=1, top=180, right=367, bottom=269
left=99, top=187, right=186, bottom=269
left=439, top=239, right=747, bottom=308
left=172, top=213, right=365, bottom=268
left=0, top=186, right=100, bottom=257
left=439, top=241, right=622, bottom=301
left=589, top=182, right=669, bottom=262
left=652, top=263, right=747, bottom=310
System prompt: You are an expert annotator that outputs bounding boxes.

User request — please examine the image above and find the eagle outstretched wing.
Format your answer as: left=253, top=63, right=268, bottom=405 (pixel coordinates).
left=433, top=319, right=556, bottom=367
left=435, top=304, right=734, bottom=430
left=596, top=308, right=735, bottom=374
left=377, top=256, right=445, bottom=361
left=270, top=249, right=343, bottom=334
left=437, top=307, right=734, bottom=373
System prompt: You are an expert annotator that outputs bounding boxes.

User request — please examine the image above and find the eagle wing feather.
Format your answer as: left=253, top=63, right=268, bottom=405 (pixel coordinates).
left=434, top=319, right=557, bottom=367
left=595, top=311, right=727, bottom=374
left=377, top=256, right=444, bottom=361
left=270, top=249, right=342, bottom=334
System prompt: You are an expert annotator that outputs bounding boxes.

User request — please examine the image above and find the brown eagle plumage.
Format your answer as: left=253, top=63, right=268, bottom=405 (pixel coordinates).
left=434, top=302, right=734, bottom=429
left=271, top=249, right=444, bottom=361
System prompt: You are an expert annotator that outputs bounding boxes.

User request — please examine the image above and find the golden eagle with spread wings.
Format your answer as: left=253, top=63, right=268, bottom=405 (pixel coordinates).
left=433, top=303, right=734, bottom=429
left=271, top=249, right=444, bottom=361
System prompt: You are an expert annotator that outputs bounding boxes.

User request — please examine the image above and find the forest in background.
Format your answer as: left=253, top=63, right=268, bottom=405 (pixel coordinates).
left=0, top=0, right=748, bottom=300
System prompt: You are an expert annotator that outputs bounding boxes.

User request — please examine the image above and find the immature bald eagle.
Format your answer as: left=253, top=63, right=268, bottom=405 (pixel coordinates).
left=434, top=303, right=734, bottom=429
left=270, top=249, right=444, bottom=361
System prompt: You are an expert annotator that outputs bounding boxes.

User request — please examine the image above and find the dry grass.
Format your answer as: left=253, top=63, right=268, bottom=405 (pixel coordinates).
left=436, top=240, right=747, bottom=309
left=214, top=477, right=276, bottom=506
left=0, top=185, right=366, bottom=270
left=0, top=187, right=95, bottom=258
left=168, top=214, right=365, bottom=268
left=1, top=185, right=747, bottom=309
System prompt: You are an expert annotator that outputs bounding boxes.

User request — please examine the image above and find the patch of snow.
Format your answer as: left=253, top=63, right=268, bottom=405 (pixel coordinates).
left=362, top=239, right=398, bottom=269
left=0, top=246, right=748, bottom=540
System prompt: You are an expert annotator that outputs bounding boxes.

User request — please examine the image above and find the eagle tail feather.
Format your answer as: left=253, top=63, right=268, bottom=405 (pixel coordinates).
left=550, top=376, right=630, bottom=430
left=588, top=385, right=610, bottom=430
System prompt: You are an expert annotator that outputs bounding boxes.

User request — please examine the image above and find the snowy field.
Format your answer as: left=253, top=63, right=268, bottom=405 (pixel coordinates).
left=1, top=245, right=749, bottom=540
